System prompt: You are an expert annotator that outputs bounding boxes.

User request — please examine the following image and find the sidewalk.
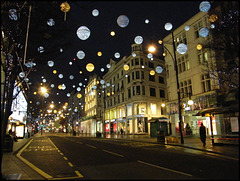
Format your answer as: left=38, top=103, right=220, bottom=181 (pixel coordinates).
left=1, top=133, right=239, bottom=180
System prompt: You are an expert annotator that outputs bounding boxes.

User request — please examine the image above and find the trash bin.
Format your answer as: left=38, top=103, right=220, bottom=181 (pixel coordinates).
left=96, top=132, right=101, bottom=138
left=4, top=135, right=14, bottom=152
left=157, top=130, right=165, bottom=143
left=73, top=130, right=76, bottom=136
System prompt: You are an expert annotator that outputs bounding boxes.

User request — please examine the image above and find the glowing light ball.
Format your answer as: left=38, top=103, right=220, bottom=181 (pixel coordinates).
left=67, top=93, right=70, bottom=97
left=60, top=2, right=70, bottom=12
left=42, top=79, right=46, bottom=83
left=210, top=24, right=215, bottom=29
left=114, top=52, right=120, bottom=58
left=123, top=64, right=129, bottom=71
left=100, top=80, right=105, bottom=85
left=106, top=83, right=110, bottom=87
left=117, top=15, right=129, bottom=28
left=62, top=84, right=66, bottom=90
left=77, top=50, right=85, bottom=59
left=9, top=9, right=18, bottom=20
left=145, top=19, right=149, bottom=24
left=164, top=23, right=173, bottom=31
left=110, top=31, right=115, bottom=36
left=86, top=63, right=95, bottom=72
left=184, top=25, right=190, bottom=31
left=69, top=75, right=74, bottom=80
left=58, top=85, right=62, bottom=90
left=48, top=60, right=54, bottom=67
left=134, top=36, right=143, bottom=44
left=44, top=93, right=49, bottom=98
left=79, top=71, right=82, bottom=74
left=177, top=43, right=188, bottom=54
left=199, top=27, right=209, bottom=37
left=199, top=1, right=211, bottom=12
left=92, top=9, right=99, bottom=16
left=77, top=26, right=91, bottom=40
left=79, top=82, right=83, bottom=86
left=132, top=53, right=136, bottom=57
left=106, top=64, right=111, bottom=68
left=69, top=61, right=72, bottom=65
left=58, top=74, right=63, bottom=79
left=53, top=70, right=57, bottom=74
left=25, top=78, right=29, bottom=82
left=77, top=87, right=81, bottom=91
left=101, top=68, right=105, bottom=72
left=196, top=44, right=203, bottom=50
left=150, top=70, right=155, bottom=75
left=156, top=66, right=163, bottom=74
left=36, top=101, right=40, bottom=105
left=97, top=51, right=102, bottom=56
left=209, top=14, right=218, bottom=22
left=19, top=72, right=25, bottom=78
left=147, top=53, right=153, bottom=59
left=92, top=85, right=97, bottom=90
left=51, top=84, right=55, bottom=88
left=77, top=93, right=82, bottom=98
left=38, top=46, right=44, bottom=53
left=60, top=48, right=63, bottom=52
left=47, top=18, right=55, bottom=26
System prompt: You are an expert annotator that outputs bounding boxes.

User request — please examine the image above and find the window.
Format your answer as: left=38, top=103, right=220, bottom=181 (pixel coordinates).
left=132, top=72, right=135, bottom=80
left=142, top=86, right=145, bottom=95
left=159, top=89, right=165, bottom=98
left=128, top=88, right=131, bottom=98
left=141, top=71, right=144, bottom=79
left=149, top=74, right=155, bottom=82
left=122, top=93, right=124, bottom=102
left=177, top=54, right=189, bottom=73
left=180, top=79, right=192, bottom=98
left=131, top=59, right=134, bottom=66
left=201, top=74, right=211, bottom=92
left=136, top=71, right=140, bottom=79
left=198, top=51, right=208, bottom=64
left=148, top=61, right=154, bottom=68
left=158, top=76, right=164, bottom=84
left=127, top=74, right=130, bottom=83
left=140, top=58, right=143, bottom=66
left=135, top=58, right=139, bottom=65
left=136, top=86, right=140, bottom=95
left=194, top=21, right=203, bottom=39
left=132, top=86, right=135, bottom=96
left=150, top=87, right=156, bottom=97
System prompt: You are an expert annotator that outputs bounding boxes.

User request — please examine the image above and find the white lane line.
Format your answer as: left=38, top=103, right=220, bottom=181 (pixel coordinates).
left=102, top=149, right=124, bottom=157
left=86, top=144, right=97, bottom=149
left=137, top=160, right=192, bottom=177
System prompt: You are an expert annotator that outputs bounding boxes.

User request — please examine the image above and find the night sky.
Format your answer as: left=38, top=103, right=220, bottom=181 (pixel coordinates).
left=28, top=1, right=201, bottom=110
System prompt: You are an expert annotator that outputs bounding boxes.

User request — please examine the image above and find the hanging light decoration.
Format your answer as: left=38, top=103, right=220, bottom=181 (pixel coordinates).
left=60, top=2, right=70, bottom=21
left=86, top=63, right=95, bottom=72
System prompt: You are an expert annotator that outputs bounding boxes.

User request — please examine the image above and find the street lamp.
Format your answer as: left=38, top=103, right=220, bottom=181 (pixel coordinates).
left=148, top=23, right=185, bottom=144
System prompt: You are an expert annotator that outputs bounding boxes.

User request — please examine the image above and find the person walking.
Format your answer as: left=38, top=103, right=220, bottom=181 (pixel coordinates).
left=199, top=123, right=206, bottom=147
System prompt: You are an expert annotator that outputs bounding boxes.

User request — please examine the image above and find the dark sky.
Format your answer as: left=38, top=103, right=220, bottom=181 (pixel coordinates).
left=29, top=1, right=201, bottom=109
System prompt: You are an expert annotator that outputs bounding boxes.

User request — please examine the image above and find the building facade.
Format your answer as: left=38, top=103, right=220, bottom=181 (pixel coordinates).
left=163, top=9, right=239, bottom=137
left=101, top=44, right=167, bottom=135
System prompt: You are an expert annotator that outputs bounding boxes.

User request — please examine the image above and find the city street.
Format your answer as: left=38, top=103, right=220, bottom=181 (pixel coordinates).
left=18, top=133, right=239, bottom=180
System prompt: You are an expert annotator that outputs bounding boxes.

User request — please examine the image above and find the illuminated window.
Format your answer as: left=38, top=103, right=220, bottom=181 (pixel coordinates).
left=150, top=103, right=157, bottom=114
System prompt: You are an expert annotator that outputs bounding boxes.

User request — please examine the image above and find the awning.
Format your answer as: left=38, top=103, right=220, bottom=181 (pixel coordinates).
left=148, top=117, right=170, bottom=123
left=193, top=104, right=239, bottom=116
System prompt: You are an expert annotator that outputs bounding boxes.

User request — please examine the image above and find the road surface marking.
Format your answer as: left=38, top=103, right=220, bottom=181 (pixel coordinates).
left=86, top=144, right=97, bottom=149
left=16, top=138, right=53, bottom=179
left=102, top=149, right=124, bottom=157
left=68, top=162, right=73, bottom=167
left=137, top=160, right=192, bottom=177
left=75, top=171, right=84, bottom=177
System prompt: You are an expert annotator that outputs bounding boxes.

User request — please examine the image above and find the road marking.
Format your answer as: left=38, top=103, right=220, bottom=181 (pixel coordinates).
left=75, top=170, right=84, bottom=177
left=16, top=138, right=53, bottom=179
left=102, top=149, right=124, bottom=157
left=68, top=162, right=73, bottom=167
left=137, top=160, right=192, bottom=177
left=86, top=144, right=97, bottom=149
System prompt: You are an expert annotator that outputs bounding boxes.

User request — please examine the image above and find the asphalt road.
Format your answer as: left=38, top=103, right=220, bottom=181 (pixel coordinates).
left=19, top=135, right=239, bottom=180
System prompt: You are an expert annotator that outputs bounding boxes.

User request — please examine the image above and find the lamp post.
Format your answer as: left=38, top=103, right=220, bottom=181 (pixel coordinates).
left=148, top=23, right=184, bottom=144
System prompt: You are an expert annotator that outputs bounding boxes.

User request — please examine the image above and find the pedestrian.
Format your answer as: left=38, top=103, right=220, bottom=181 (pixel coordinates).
left=199, top=123, right=206, bottom=147
left=120, top=128, right=123, bottom=135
